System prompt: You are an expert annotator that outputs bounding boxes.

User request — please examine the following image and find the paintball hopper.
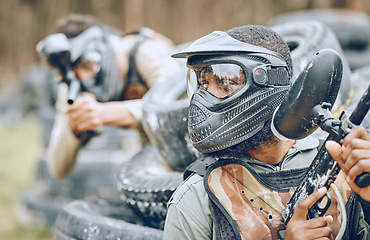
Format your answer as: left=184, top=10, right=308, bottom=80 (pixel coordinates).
left=271, top=48, right=343, bottom=140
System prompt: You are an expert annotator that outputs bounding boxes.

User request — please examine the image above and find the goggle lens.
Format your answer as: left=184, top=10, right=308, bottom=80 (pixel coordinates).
left=187, top=64, right=246, bottom=99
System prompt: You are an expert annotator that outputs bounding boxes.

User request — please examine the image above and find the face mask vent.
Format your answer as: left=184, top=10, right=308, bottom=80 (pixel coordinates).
left=188, top=104, right=208, bottom=128
left=241, top=53, right=270, bottom=64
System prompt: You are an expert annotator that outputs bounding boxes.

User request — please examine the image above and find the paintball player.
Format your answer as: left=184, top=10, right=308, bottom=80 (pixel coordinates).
left=163, top=25, right=370, bottom=239
left=38, top=14, right=183, bottom=179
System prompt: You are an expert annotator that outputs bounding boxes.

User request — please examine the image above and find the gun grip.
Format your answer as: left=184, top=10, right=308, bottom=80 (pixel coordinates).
left=78, top=130, right=101, bottom=146
left=308, top=191, right=331, bottom=219
left=354, top=172, right=370, bottom=188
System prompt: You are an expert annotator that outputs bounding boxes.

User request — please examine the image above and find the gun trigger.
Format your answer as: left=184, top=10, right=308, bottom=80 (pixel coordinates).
left=308, top=192, right=332, bottom=219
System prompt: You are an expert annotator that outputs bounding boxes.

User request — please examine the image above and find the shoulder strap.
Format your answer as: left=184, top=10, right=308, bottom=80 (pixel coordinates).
left=126, top=29, right=149, bottom=87
left=183, top=156, right=217, bottom=180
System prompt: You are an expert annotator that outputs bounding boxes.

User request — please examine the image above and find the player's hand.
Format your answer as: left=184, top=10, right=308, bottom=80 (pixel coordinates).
left=63, top=92, right=103, bottom=135
left=285, top=187, right=334, bottom=240
left=326, top=126, right=370, bottom=201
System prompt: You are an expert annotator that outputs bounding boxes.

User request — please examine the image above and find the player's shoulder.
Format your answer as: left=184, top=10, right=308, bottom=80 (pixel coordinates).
left=168, top=173, right=206, bottom=205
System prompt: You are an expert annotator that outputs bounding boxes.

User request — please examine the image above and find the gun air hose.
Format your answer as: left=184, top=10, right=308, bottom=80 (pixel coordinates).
left=331, top=183, right=347, bottom=240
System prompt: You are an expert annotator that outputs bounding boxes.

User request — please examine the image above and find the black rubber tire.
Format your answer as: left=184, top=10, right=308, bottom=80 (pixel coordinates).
left=18, top=190, right=139, bottom=230
left=117, top=144, right=183, bottom=229
left=54, top=200, right=163, bottom=240
left=269, top=9, right=370, bottom=51
left=33, top=149, right=130, bottom=201
left=271, top=20, right=353, bottom=112
left=142, top=67, right=200, bottom=171
left=16, top=190, right=66, bottom=229
left=343, top=47, right=370, bottom=71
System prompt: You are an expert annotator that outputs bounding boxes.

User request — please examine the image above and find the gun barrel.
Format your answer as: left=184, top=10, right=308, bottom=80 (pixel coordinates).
left=349, top=85, right=370, bottom=125
left=351, top=85, right=370, bottom=188
left=67, top=78, right=81, bottom=105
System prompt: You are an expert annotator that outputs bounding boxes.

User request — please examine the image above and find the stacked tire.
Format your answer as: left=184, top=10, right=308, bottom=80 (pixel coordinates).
left=271, top=20, right=353, bottom=112
left=269, top=9, right=370, bottom=71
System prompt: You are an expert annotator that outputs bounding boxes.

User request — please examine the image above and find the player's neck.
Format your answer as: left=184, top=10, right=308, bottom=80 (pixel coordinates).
left=246, top=138, right=295, bottom=165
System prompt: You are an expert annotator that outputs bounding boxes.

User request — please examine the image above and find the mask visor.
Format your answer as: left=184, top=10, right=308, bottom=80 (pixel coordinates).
left=187, top=63, right=246, bottom=99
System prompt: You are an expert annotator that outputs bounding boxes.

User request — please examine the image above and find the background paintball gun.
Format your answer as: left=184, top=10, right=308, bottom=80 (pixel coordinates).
left=36, top=33, right=81, bottom=105
left=36, top=32, right=100, bottom=142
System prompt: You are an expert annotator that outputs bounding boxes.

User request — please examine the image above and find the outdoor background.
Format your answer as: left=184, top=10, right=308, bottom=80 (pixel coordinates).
left=0, top=0, right=369, bottom=239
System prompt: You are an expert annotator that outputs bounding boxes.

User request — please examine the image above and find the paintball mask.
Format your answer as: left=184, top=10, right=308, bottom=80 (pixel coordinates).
left=36, top=26, right=124, bottom=102
left=172, top=31, right=291, bottom=153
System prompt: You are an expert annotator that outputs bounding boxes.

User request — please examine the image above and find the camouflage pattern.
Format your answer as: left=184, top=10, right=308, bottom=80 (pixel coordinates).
left=207, top=163, right=352, bottom=240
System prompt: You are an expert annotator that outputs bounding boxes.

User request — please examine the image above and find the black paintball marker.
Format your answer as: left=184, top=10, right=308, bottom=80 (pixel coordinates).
left=36, top=33, right=81, bottom=105
left=37, top=33, right=100, bottom=141
left=271, top=48, right=370, bottom=227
